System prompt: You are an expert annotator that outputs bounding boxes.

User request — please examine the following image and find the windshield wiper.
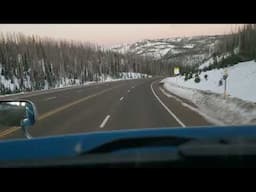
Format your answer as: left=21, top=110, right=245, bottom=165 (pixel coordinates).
left=80, top=136, right=256, bottom=161
left=80, top=136, right=193, bottom=155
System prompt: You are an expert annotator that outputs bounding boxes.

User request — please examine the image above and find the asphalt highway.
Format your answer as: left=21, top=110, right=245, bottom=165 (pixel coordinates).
left=0, top=77, right=212, bottom=140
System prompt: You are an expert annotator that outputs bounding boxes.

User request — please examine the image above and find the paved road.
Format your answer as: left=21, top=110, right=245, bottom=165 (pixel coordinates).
left=0, top=77, right=212, bottom=140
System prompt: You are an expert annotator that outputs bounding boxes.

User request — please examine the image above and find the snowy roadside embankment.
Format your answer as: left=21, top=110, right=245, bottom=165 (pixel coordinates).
left=161, top=81, right=256, bottom=125
left=162, top=60, right=256, bottom=125
left=168, top=60, right=256, bottom=103
left=161, top=60, right=256, bottom=125
left=0, top=72, right=151, bottom=98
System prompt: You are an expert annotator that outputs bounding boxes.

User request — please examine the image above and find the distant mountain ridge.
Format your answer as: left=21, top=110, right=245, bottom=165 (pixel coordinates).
left=111, top=35, right=225, bottom=67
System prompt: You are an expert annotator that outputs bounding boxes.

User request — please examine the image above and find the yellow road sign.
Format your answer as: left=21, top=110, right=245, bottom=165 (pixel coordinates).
left=174, top=67, right=180, bottom=75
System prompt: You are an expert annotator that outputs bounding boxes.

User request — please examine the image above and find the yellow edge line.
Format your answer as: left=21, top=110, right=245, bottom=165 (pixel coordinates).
left=0, top=85, right=121, bottom=138
left=0, top=127, right=20, bottom=137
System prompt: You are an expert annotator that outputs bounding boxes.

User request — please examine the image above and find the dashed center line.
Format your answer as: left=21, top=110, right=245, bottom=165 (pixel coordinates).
left=44, top=96, right=57, bottom=101
left=120, top=97, right=124, bottom=101
left=0, top=84, right=122, bottom=138
left=100, top=115, right=111, bottom=128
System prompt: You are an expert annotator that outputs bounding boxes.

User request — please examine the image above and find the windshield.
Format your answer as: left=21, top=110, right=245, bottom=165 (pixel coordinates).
left=0, top=24, right=256, bottom=165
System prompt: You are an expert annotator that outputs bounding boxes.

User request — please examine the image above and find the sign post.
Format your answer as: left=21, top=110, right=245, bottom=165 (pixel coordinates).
left=223, top=68, right=228, bottom=99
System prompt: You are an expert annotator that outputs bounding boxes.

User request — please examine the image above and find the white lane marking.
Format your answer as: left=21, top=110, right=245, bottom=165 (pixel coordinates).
left=150, top=81, right=186, bottom=128
left=100, top=115, right=111, bottom=128
left=120, top=97, right=124, bottom=101
left=44, top=96, right=57, bottom=101
left=131, top=86, right=135, bottom=89
left=128, top=90, right=130, bottom=93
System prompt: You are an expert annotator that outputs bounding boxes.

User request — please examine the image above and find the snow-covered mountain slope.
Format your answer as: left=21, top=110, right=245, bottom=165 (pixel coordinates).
left=110, top=36, right=223, bottom=66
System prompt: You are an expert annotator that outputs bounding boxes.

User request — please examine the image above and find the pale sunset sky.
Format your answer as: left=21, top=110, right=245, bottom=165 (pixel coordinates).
left=0, top=24, right=243, bottom=48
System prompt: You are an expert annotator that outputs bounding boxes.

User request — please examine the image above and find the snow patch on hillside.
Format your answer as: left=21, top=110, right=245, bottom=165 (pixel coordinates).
left=183, top=44, right=194, bottom=48
left=199, top=53, right=231, bottom=70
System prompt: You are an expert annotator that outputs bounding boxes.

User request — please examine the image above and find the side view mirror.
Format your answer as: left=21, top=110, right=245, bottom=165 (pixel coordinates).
left=0, top=100, right=38, bottom=139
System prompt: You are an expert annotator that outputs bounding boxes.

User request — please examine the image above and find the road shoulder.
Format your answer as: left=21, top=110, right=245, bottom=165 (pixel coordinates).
left=151, top=79, right=213, bottom=127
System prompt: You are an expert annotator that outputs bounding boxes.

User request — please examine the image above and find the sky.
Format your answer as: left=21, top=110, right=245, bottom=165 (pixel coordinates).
left=0, top=24, right=243, bottom=48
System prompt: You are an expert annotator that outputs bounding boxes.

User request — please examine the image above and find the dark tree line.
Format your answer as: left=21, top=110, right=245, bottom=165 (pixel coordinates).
left=216, top=24, right=256, bottom=58
left=202, top=24, right=256, bottom=71
left=196, top=24, right=256, bottom=76
left=0, top=33, right=163, bottom=94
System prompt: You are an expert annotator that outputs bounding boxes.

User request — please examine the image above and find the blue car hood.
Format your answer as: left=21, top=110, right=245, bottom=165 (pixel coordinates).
left=0, top=125, right=256, bottom=161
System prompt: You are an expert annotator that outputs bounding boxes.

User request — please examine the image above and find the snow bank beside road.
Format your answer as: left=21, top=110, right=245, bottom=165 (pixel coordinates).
left=161, top=60, right=256, bottom=125
left=167, top=60, right=256, bottom=103
left=161, top=80, right=256, bottom=126
left=0, top=72, right=150, bottom=97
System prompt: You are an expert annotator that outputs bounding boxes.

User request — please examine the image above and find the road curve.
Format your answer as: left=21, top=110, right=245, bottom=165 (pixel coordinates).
left=1, top=77, right=212, bottom=140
